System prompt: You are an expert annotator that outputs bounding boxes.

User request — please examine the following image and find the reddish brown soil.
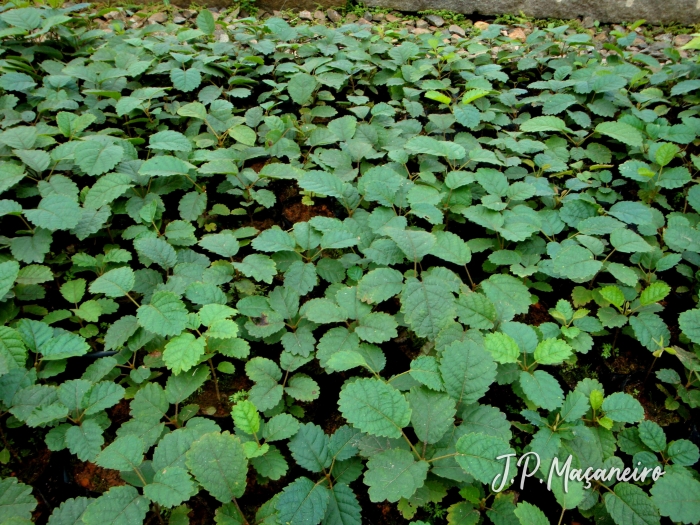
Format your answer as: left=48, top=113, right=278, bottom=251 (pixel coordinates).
left=73, top=462, right=124, bottom=492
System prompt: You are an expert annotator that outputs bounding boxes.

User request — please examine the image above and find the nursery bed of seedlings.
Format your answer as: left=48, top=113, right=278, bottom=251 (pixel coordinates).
left=0, top=3, right=700, bottom=524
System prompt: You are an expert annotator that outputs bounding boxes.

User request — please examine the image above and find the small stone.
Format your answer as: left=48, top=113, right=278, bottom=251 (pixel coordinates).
left=147, top=12, right=167, bottom=24
left=385, top=14, right=400, bottom=22
left=508, top=28, right=527, bottom=41
left=104, top=10, right=120, bottom=20
left=402, top=19, right=415, bottom=26
left=581, top=16, right=595, bottom=28
left=632, top=37, right=647, bottom=48
left=474, top=21, right=489, bottom=30
left=214, top=29, right=229, bottom=42
left=314, top=10, right=325, bottom=20
left=182, top=9, right=196, bottom=18
left=372, top=12, right=385, bottom=21
left=363, top=11, right=372, bottom=20
left=357, top=18, right=371, bottom=25
left=674, top=34, right=693, bottom=47
left=425, top=14, right=444, bottom=27
left=413, top=27, right=431, bottom=35
left=230, top=7, right=240, bottom=18
left=345, top=13, right=358, bottom=22
left=273, top=10, right=282, bottom=16
left=449, top=24, right=465, bottom=37
left=655, top=33, right=672, bottom=41
left=326, top=9, right=341, bottom=22
left=173, top=15, right=186, bottom=23
left=210, top=10, right=221, bottom=20
left=416, top=19, right=429, bottom=29
left=299, top=10, right=312, bottom=20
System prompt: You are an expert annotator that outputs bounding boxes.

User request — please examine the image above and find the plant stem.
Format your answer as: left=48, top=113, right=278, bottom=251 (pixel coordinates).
left=208, top=358, right=221, bottom=402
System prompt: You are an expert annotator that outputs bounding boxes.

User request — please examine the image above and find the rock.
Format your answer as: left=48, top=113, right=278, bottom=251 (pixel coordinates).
left=299, top=10, right=313, bottom=20
left=416, top=19, right=429, bottom=28
left=314, top=10, right=325, bottom=20
left=413, top=27, right=431, bottom=34
left=182, top=9, right=196, bottom=18
left=372, top=12, right=385, bottom=21
left=214, top=29, right=229, bottom=42
left=326, top=9, right=341, bottom=22
left=581, top=16, right=595, bottom=28
left=425, top=14, right=445, bottom=26
left=363, top=11, right=373, bottom=20
left=358, top=18, right=372, bottom=25
left=508, top=27, right=527, bottom=41
left=674, top=34, right=693, bottom=46
left=346, top=13, right=358, bottom=22
left=173, top=15, right=186, bottom=23
left=148, top=12, right=167, bottom=24
left=474, top=21, right=489, bottom=30
left=104, top=10, right=121, bottom=20
left=449, top=24, right=465, bottom=37
left=385, top=13, right=400, bottom=22
left=402, top=19, right=415, bottom=26
left=655, top=33, right=672, bottom=41
left=210, top=10, right=221, bottom=20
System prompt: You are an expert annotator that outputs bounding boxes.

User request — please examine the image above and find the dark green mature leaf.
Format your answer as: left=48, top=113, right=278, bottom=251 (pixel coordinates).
left=185, top=432, right=248, bottom=502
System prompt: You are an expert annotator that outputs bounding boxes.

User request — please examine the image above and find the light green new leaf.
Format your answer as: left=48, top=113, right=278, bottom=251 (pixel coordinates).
left=534, top=339, right=573, bottom=365
left=484, top=332, right=520, bottom=364
left=231, top=400, right=260, bottom=435
left=164, top=333, right=206, bottom=375
left=640, top=281, right=671, bottom=306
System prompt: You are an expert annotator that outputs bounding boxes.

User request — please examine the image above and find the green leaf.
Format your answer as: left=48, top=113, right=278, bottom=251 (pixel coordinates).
left=481, top=274, right=530, bottom=322
left=401, top=275, right=455, bottom=340
left=134, top=237, right=177, bottom=270
left=285, top=374, right=320, bottom=401
left=199, top=231, right=240, bottom=257
left=338, top=378, right=410, bottom=438
left=384, top=228, right=436, bottom=261
left=600, top=285, right=625, bottom=307
left=655, top=143, right=680, bottom=167
left=429, top=231, right=472, bottom=265
left=276, top=477, right=330, bottom=525
left=357, top=268, right=403, bottom=304
left=89, top=267, right=135, bottom=298
left=143, top=467, right=195, bottom=508
left=355, top=313, right=398, bottom=343
left=440, top=340, right=496, bottom=408
left=149, top=130, right=192, bottom=152
left=679, top=309, right=700, bottom=344
left=196, top=8, right=215, bottom=34
left=484, top=332, right=520, bottom=364
left=25, top=194, right=81, bottom=231
left=82, top=486, right=149, bottom=525
left=404, top=136, right=466, bottom=160
left=407, top=387, right=455, bottom=444
left=534, top=339, right=573, bottom=365
left=164, top=333, right=206, bottom=375
left=137, top=291, right=188, bottom=337
left=185, top=432, right=248, bottom=502
left=139, top=156, right=194, bottom=177
left=65, top=419, right=104, bottom=461
left=284, top=261, right=317, bottom=296
left=95, top=435, right=144, bottom=471
left=288, top=423, right=331, bottom=473
left=595, top=121, right=644, bottom=147
left=0, top=260, right=19, bottom=300
left=171, top=68, right=202, bottom=92
left=610, top=229, right=652, bottom=253
left=604, top=482, right=660, bottom=525
left=74, top=141, right=123, bottom=176
left=519, top=370, right=564, bottom=410
left=288, top=73, right=319, bottom=105
left=323, top=484, right=361, bottom=525
left=364, top=448, right=429, bottom=503
left=513, top=502, right=550, bottom=525
left=47, top=497, right=91, bottom=525
left=651, top=472, right=700, bottom=524
left=520, top=116, right=567, bottom=132
left=552, top=244, right=602, bottom=282
left=455, top=433, right=515, bottom=484
left=603, top=392, right=644, bottom=423
left=40, top=332, right=89, bottom=360
left=0, top=477, right=36, bottom=522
